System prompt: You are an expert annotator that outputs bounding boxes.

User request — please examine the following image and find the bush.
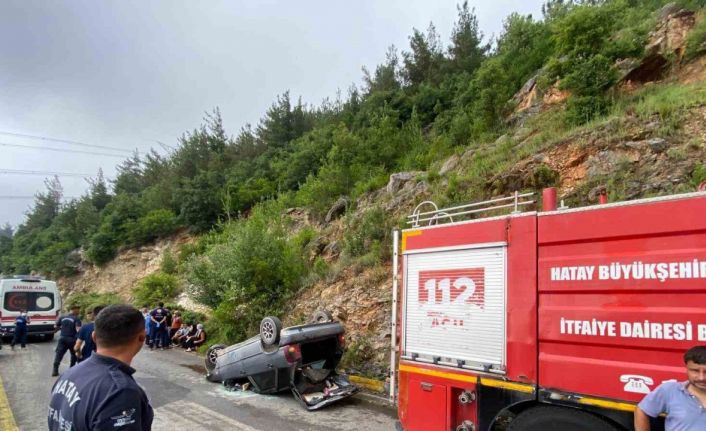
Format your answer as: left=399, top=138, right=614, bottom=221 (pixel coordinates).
left=161, top=250, right=177, bottom=275
left=565, top=95, right=613, bottom=125
left=562, top=55, right=617, bottom=97
left=85, top=229, right=118, bottom=265
left=692, top=164, right=706, bottom=186
left=186, top=203, right=306, bottom=342
left=163, top=303, right=207, bottom=326
left=177, top=242, right=202, bottom=265
left=685, top=11, right=706, bottom=60
left=65, top=292, right=123, bottom=319
left=125, top=209, right=178, bottom=246
left=343, top=207, right=389, bottom=257
left=133, top=272, right=181, bottom=307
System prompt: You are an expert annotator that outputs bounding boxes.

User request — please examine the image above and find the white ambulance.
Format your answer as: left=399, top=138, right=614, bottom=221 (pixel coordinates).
left=0, top=277, right=62, bottom=339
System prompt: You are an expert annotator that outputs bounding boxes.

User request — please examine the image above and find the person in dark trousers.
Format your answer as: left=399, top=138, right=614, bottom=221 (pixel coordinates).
left=161, top=306, right=172, bottom=349
left=11, top=310, right=30, bottom=349
left=141, top=307, right=151, bottom=346
left=74, top=305, right=105, bottom=363
left=149, top=302, right=168, bottom=350
left=183, top=323, right=206, bottom=352
left=48, top=304, right=153, bottom=431
left=52, top=305, right=82, bottom=377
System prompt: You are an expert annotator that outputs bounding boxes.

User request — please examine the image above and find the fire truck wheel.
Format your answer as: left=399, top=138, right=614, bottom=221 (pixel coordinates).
left=507, top=406, right=619, bottom=431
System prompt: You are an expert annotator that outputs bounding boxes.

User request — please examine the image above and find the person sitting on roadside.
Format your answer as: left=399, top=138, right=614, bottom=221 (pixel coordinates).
left=169, top=311, right=182, bottom=342
left=182, top=324, right=206, bottom=352
left=171, top=323, right=189, bottom=346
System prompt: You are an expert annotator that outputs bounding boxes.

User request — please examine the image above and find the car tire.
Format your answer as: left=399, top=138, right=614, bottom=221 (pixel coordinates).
left=507, top=406, right=619, bottom=431
left=311, top=310, right=333, bottom=323
left=44, top=333, right=54, bottom=342
left=205, top=344, right=227, bottom=372
left=260, top=316, right=282, bottom=346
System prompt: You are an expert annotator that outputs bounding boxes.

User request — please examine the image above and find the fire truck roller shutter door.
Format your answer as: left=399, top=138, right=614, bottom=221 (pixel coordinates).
left=403, top=244, right=507, bottom=369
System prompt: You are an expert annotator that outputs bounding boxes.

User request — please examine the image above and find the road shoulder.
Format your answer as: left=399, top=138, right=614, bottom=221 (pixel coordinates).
left=0, top=371, right=19, bottom=431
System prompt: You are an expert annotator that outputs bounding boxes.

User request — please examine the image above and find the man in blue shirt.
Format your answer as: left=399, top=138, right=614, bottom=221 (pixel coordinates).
left=74, top=305, right=105, bottom=363
left=47, top=304, right=153, bottom=430
left=52, top=305, right=82, bottom=377
left=635, top=346, right=706, bottom=431
left=141, top=307, right=151, bottom=346
left=11, top=309, right=30, bottom=349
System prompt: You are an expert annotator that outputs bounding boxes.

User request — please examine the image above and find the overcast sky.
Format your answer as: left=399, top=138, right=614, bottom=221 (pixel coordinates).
left=0, top=0, right=544, bottom=226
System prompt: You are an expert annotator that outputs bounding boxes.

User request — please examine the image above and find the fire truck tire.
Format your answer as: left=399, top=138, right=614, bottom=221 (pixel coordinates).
left=507, top=406, right=619, bottom=431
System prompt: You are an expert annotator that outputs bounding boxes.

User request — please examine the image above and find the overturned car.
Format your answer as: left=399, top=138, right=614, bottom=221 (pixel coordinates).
left=205, top=311, right=359, bottom=410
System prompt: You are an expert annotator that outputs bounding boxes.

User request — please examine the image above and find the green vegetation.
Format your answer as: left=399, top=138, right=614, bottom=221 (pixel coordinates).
left=1, top=0, right=705, bottom=348
left=133, top=272, right=181, bottom=307
left=686, top=10, right=706, bottom=59
left=65, top=292, right=123, bottom=320
left=185, top=202, right=306, bottom=342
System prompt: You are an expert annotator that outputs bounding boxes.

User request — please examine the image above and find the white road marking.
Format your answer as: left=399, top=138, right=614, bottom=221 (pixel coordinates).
left=154, top=400, right=260, bottom=431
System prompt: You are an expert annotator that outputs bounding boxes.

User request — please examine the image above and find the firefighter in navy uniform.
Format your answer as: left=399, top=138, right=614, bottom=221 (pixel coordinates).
left=48, top=304, right=153, bottom=431
left=52, top=305, right=82, bottom=377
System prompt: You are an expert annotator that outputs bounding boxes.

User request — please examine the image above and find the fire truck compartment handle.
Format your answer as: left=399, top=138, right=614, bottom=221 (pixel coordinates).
left=420, top=382, right=434, bottom=392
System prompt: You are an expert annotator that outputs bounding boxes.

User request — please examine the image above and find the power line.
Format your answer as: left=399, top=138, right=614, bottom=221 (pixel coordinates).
left=0, top=141, right=128, bottom=158
left=0, top=196, right=80, bottom=200
left=0, top=169, right=95, bottom=177
left=0, top=130, right=134, bottom=154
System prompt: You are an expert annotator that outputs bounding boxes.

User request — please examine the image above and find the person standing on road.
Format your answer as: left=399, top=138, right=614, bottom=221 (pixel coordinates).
left=47, top=304, right=154, bottom=430
left=634, top=345, right=706, bottom=430
left=162, top=306, right=172, bottom=349
left=74, top=305, right=105, bottom=363
left=141, top=307, right=151, bottom=347
left=11, top=309, right=30, bottom=349
left=149, top=302, right=167, bottom=350
left=52, top=305, right=82, bottom=377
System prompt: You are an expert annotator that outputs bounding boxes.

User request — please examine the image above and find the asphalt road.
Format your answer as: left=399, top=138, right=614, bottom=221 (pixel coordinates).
left=0, top=337, right=397, bottom=431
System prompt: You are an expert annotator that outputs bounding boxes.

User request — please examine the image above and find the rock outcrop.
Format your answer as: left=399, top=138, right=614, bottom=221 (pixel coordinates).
left=59, top=231, right=194, bottom=303
left=622, top=5, right=696, bottom=84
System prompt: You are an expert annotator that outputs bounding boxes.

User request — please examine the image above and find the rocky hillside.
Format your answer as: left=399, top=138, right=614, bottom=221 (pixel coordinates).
left=283, top=6, right=706, bottom=378
left=57, top=231, right=207, bottom=314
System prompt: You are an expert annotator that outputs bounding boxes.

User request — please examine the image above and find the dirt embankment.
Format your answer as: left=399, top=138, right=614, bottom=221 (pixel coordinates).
left=58, top=231, right=194, bottom=303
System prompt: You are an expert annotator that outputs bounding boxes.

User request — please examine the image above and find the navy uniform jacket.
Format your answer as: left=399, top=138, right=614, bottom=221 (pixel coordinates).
left=56, top=315, right=81, bottom=338
left=47, top=353, right=153, bottom=430
left=76, top=323, right=96, bottom=360
left=15, top=315, right=29, bottom=329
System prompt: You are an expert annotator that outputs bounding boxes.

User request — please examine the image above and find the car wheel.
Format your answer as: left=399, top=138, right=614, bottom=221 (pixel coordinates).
left=205, top=344, right=227, bottom=372
left=260, top=316, right=282, bottom=346
left=311, top=310, right=333, bottom=323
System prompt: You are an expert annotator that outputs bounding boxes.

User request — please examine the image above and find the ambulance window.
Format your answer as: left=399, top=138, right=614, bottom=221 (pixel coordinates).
left=3, top=292, right=54, bottom=312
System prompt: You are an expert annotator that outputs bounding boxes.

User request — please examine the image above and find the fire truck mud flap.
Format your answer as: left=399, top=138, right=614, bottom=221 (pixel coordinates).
left=291, top=366, right=359, bottom=411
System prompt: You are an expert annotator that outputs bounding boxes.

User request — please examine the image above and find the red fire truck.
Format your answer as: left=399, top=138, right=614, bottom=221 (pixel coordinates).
left=391, top=187, right=706, bottom=431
